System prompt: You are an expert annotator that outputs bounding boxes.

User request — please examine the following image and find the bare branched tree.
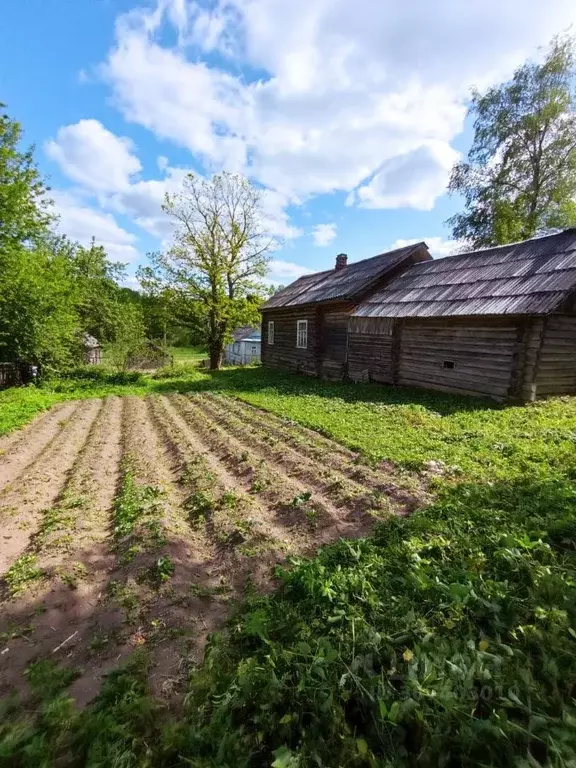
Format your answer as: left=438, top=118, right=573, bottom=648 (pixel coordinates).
left=149, top=172, right=276, bottom=369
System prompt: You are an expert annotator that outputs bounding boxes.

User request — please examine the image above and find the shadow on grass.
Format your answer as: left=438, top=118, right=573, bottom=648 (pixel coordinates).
left=149, top=365, right=500, bottom=417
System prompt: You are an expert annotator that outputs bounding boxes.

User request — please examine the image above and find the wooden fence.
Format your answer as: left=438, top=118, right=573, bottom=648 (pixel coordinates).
left=0, top=363, right=34, bottom=389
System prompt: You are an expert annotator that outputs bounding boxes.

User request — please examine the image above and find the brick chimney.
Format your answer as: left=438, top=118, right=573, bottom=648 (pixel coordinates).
left=335, top=253, right=348, bottom=270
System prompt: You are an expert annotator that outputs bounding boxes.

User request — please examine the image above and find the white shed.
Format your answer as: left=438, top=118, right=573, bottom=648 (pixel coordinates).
left=224, top=327, right=261, bottom=365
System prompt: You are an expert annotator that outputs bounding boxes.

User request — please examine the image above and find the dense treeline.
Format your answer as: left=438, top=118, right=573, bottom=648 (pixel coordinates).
left=0, top=105, right=270, bottom=373
left=0, top=105, right=145, bottom=370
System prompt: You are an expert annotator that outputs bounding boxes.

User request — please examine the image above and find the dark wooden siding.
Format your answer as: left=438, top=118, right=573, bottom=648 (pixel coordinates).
left=532, top=315, right=576, bottom=396
left=319, top=304, right=353, bottom=380
left=261, top=308, right=318, bottom=375
left=347, top=317, right=395, bottom=383
left=397, top=318, right=519, bottom=400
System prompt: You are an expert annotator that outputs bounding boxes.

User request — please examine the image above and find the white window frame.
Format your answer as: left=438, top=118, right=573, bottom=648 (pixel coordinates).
left=296, top=319, right=308, bottom=349
left=268, top=320, right=275, bottom=345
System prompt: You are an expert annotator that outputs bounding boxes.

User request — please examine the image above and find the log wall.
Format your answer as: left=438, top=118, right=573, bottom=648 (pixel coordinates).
left=397, top=318, right=519, bottom=400
left=319, top=304, right=352, bottom=380
left=261, top=308, right=318, bottom=376
left=347, top=317, right=395, bottom=383
left=532, top=315, right=576, bottom=396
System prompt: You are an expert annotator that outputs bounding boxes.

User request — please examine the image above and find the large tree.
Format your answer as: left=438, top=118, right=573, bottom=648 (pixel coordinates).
left=448, top=35, right=576, bottom=248
left=148, top=172, right=275, bottom=369
left=0, top=104, right=53, bottom=251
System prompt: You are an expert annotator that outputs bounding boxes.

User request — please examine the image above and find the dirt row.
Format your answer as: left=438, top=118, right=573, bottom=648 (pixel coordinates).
left=0, top=393, right=425, bottom=706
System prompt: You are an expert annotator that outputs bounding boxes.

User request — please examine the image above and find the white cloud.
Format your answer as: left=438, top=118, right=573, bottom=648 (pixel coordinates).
left=313, top=223, right=337, bottom=247
left=267, top=259, right=314, bottom=282
left=353, top=143, right=459, bottom=210
left=51, top=190, right=140, bottom=264
left=390, top=236, right=462, bottom=259
left=46, top=118, right=302, bottom=243
left=99, top=0, right=576, bottom=211
left=121, top=274, right=143, bottom=290
left=46, top=119, right=141, bottom=193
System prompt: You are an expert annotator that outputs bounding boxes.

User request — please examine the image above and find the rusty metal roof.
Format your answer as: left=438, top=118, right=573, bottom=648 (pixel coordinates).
left=352, top=229, right=576, bottom=319
left=263, top=243, right=430, bottom=309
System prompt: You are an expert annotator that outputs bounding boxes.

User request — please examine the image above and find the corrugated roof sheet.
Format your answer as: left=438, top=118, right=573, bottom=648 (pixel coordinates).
left=232, top=326, right=259, bottom=341
left=352, top=229, right=576, bottom=319
left=263, top=243, right=429, bottom=309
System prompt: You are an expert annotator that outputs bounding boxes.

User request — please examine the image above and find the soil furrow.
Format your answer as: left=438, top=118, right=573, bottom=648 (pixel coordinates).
left=170, top=394, right=355, bottom=542
left=0, top=397, right=123, bottom=699
left=223, top=395, right=358, bottom=460
left=0, top=399, right=103, bottom=576
left=209, top=394, right=422, bottom=503
left=68, top=396, right=222, bottom=705
left=195, top=394, right=402, bottom=523
left=0, top=401, right=80, bottom=493
left=153, top=395, right=295, bottom=554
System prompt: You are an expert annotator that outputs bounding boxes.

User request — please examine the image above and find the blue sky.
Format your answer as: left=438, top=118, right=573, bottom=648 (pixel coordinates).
left=2, top=0, right=575, bottom=285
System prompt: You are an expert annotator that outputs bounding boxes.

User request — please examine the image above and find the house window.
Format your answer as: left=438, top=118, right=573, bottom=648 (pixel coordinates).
left=251, top=345, right=257, bottom=357
left=443, top=360, right=455, bottom=370
left=296, top=319, right=308, bottom=349
left=233, top=342, right=240, bottom=354
left=268, top=321, right=274, bottom=345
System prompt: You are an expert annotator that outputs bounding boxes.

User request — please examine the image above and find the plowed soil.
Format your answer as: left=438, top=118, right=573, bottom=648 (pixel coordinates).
left=0, top=393, right=425, bottom=706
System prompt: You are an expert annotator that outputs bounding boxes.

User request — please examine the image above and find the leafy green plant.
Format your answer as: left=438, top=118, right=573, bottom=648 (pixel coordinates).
left=137, top=555, right=175, bottom=588
left=290, top=491, right=312, bottom=507
left=4, top=554, right=43, bottom=596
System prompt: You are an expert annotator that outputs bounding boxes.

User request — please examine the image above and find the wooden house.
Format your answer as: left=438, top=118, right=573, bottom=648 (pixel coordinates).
left=349, top=229, right=576, bottom=401
left=261, top=230, right=576, bottom=401
left=261, top=245, right=431, bottom=379
left=224, top=327, right=261, bottom=365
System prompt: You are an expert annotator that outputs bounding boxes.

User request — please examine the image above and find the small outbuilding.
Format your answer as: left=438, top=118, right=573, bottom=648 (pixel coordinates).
left=350, top=229, right=576, bottom=401
left=224, top=327, right=261, bottom=365
left=83, top=333, right=102, bottom=365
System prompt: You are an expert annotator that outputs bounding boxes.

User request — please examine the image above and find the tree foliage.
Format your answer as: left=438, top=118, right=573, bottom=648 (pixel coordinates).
left=67, top=237, right=128, bottom=343
left=0, top=105, right=147, bottom=370
left=147, top=172, right=275, bottom=369
left=448, top=35, right=576, bottom=247
left=0, top=103, right=53, bottom=251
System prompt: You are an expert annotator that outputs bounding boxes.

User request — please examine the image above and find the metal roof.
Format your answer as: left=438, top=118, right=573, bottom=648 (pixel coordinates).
left=263, top=243, right=430, bottom=309
left=352, top=229, right=576, bottom=319
left=82, top=333, right=100, bottom=348
left=232, top=326, right=259, bottom=342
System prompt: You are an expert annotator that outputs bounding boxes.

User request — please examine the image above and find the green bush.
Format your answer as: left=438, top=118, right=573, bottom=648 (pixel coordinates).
left=55, top=366, right=144, bottom=386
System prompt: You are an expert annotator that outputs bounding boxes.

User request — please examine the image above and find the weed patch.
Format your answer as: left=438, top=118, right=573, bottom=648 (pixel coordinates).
left=4, top=554, right=43, bottom=597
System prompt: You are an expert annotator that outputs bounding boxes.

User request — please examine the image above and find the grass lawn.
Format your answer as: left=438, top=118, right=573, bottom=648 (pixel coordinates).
left=1, top=366, right=575, bottom=766
left=168, top=345, right=207, bottom=364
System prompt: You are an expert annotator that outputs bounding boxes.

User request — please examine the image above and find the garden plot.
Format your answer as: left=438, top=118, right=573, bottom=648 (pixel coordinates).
left=0, top=392, right=424, bottom=705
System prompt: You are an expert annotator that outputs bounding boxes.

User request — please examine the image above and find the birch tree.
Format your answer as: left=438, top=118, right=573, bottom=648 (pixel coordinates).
left=149, top=172, right=275, bottom=369
left=448, top=35, right=576, bottom=247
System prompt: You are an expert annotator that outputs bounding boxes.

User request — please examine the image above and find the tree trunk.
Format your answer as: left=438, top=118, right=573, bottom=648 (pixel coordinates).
left=209, top=343, right=223, bottom=370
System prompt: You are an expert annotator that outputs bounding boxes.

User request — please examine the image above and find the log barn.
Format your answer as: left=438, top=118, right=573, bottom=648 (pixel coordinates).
left=261, top=244, right=431, bottom=380
left=262, top=229, right=576, bottom=401
left=350, top=229, right=576, bottom=401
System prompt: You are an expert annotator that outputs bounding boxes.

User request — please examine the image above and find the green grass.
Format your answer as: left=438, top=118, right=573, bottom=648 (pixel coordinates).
left=1, top=366, right=576, bottom=766
left=168, top=345, right=206, bottom=364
